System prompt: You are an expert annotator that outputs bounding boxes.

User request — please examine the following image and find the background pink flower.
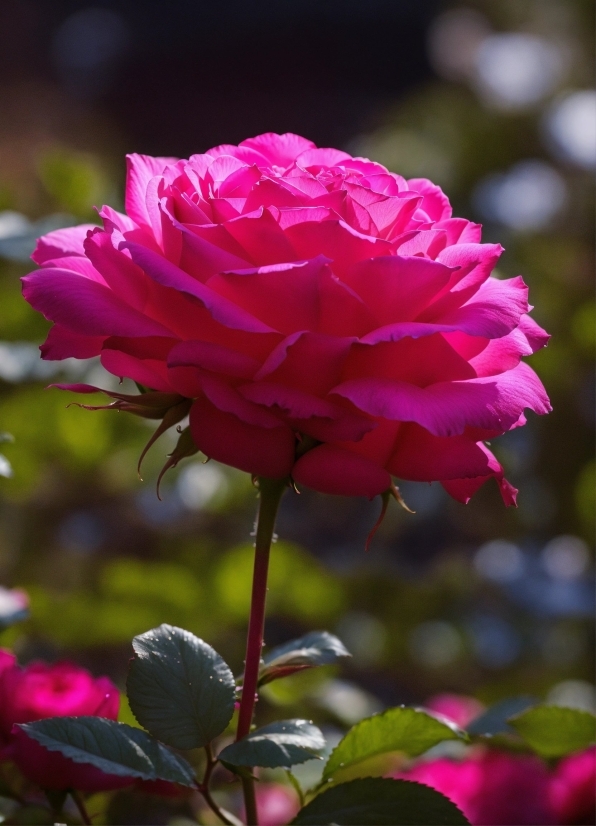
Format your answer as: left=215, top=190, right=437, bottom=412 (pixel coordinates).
left=398, top=749, right=554, bottom=825
left=10, top=726, right=134, bottom=793
left=424, top=693, right=485, bottom=728
left=0, top=650, right=122, bottom=791
left=23, top=132, right=550, bottom=502
left=0, top=654, right=119, bottom=742
left=253, top=783, right=299, bottom=826
left=549, top=747, right=596, bottom=825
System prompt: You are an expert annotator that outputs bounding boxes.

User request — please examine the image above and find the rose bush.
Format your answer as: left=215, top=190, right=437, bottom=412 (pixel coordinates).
left=0, top=649, right=127, bottom=792
left=22, top=132, right=551, bottom=500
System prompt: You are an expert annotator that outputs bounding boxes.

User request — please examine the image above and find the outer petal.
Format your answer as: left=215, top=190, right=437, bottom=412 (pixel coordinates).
left=408, top=178, right=452, bottom=221
left=31, top=225, right=96, bottom=265
left=428, top=243, right=504, bottom=311
left=293, top=444, right=391, bottom=498
left=168, top=339, right=260, bottom=380
left=344, top=335, right=475, bottom=387
left=434, top=218, right=482, bottom=245
left=40, top=325, right=105, bottom=360
left=442, top=474, right=518, bottom=507
left=84, top=229, right=150, bottom=310
left=435, top=276, right=530, bottom=339
left=388, top=423, right=504, bottom=481
left=238, top=382, right=375, bottom=442
left=464, top=315, right=550, bottom=377
left=21, top=270, right=173, bottom=338
left=100, top=350, right=174, bottom=392
left=332, top=361, right=551, bottom=437
left=189, top=395, right=294, bottom=479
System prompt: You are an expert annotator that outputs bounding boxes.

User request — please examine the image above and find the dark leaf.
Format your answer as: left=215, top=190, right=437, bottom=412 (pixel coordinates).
left=467, top=696, right=537, bottom=737
left=323, top=707, right=465, bottom=781
left=218, top=720, right=325, bottom=769
left=127, top=624, right=236, bottom=750
left=259, top=632, right=351, bottom=686
left=292, top=778, right=470, bottom=825
left=17, top=717, right=196, bottom=786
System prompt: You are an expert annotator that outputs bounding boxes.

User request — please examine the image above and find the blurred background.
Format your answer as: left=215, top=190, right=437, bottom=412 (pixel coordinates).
left=0, top=0, right=593, bottom=814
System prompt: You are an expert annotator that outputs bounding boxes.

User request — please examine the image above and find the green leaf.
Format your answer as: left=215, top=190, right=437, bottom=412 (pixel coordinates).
left=218, top=720, right=325, bottom=769
left=292, top=778, right=470, bottom=825
left=467, top=696, right=537, bottom=736
left=18, top=717, right=196, bottom=786
left=259, top=631, right=351, bottom=685
left=323, top=706, right=465, bottom=781
left=127, top=624, right=236, bottom=750
left=509, top=705, right=596, bottom=758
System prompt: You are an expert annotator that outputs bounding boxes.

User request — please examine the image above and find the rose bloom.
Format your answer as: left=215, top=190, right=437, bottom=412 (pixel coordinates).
left=398, top=748, right=596, bottom=826
left=23, top=133, right=550, bottom=501
left=549, top=747, right=596, bottom=825
left=399, top=750, right=553, bottom=825
left=0, top=649, right=126, bottom=792
left=424, top=693, right=485, bottom=729
left=251, top=783, right=300, bottom=826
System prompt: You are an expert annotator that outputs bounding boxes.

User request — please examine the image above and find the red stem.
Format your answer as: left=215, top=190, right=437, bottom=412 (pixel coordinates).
left=236, top=477, right=285, bottom=825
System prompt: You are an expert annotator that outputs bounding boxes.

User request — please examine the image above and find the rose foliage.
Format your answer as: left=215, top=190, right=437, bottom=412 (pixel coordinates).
left=22, top=132, right=550, bottom=502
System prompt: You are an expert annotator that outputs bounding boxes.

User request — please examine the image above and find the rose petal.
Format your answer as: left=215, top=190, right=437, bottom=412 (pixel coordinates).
left=22, top=269, right=173, bottom=338
left=40, top=325, right=105, bottom=360
left=332, top=361, right=551, bottom=437
left=125, top=153, right=177, bottom=228
left=31, top=225, right=96, bottom=265
left=293, top=444, right=391, bottom=497
left=189, top=395, right=294, bottom=478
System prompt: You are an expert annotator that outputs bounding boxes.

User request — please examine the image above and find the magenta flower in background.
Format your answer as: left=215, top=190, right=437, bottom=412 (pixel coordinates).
left=0, top=650, right=125, bottom=791
left=10, top=727, right=134, bottom=792
left=397, top=747, right=596, bottom=826
left=22, top=132, right=550, bottom=501
left=424, top=693, right=485, bottom=728
left=549, top=747, right=596, bottom=825
left=253, top=783, right=300, bottom=826
left=399, top=750, right=553, bottom=824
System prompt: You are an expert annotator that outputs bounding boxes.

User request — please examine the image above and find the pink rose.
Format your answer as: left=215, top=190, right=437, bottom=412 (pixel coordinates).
left=549, top=747, right=596, bottom=825
left=10, top=726, right=133, bottom=792
left=23, top=133, right=550, bottom=501
left=398, top=749, right=554, bottom=825
left=0, top=650, right=122, bottom=791
left=0, top=656, right=119, bottom=740
left=253, top=783, right=299, bottom=826
left=424, top=693, right=485, bottom=728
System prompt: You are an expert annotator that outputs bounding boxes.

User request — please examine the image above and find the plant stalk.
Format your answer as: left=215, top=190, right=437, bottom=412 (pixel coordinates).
left=71, top=790, right=92, bottom=825
left=236, top=476, right=286, bottom=825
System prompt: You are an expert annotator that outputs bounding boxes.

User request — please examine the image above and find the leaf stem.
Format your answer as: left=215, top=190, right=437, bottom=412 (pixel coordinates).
left=236, top=477, right=286, bottom=825
left=199, top=744, right=235, bottom=826
left=71, top=790, right=92, bottom=825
